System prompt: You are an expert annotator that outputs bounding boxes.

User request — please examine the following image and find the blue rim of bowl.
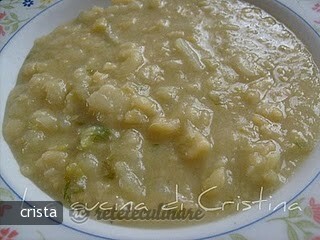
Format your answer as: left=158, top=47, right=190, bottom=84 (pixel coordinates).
left=0, top=0, right=320, bottom=239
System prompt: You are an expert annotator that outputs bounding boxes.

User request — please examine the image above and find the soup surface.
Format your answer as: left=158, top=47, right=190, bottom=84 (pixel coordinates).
left=3, top=0, right=320, bottom=225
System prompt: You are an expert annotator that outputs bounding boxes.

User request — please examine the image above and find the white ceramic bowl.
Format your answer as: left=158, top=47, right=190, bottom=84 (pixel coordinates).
left=0, top=0, right=319, bottom=239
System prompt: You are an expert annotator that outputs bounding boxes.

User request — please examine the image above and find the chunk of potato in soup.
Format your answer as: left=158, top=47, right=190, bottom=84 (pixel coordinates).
left=3, top=0, right=320, bottom=226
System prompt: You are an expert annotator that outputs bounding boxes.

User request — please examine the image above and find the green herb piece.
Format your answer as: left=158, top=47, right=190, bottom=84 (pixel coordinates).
left=101, top=160, right=115, bottom=180
left=80, top=125, right=110, bottom=149
left=86, top=69, right=96, bottom=75
left=64, top=163, right=87, bottom=204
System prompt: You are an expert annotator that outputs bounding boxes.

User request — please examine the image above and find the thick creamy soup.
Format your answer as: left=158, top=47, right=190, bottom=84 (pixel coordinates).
left=3, top=0, right=320, bottom=226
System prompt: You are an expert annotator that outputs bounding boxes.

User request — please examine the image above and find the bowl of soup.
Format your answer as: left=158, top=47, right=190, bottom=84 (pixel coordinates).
left=1, top=0, right=320, bottom=239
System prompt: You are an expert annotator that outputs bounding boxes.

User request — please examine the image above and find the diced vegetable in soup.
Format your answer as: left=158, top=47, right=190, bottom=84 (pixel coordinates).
left=3, top=0, right=320, bottom=226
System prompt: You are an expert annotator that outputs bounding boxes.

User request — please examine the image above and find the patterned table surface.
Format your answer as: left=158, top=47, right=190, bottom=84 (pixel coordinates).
left=1, top=0, right=320, bottom=239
